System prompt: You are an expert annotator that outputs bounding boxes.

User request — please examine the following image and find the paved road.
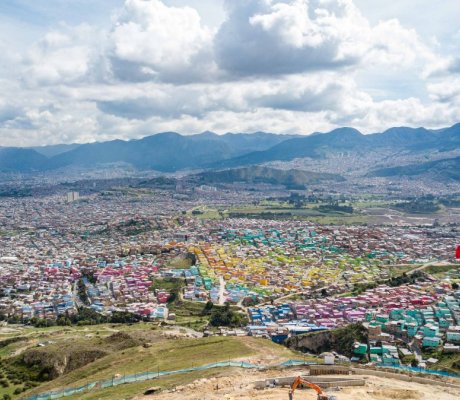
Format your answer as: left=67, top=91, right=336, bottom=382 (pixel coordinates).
left=219, top=275, right=226, bottom=305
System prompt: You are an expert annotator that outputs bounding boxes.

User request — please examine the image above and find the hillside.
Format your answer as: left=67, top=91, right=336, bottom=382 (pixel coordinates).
left=213, top=124, right=460, bottom=169
left=45, top=132, right=298, bottom=172
left=285, top=324, right=368, bottom=358
left=30, top=144, right=80, bottom=158
left=0, top=148, right=47, bottom=172
left=4, top=324, right=458, bottom=400
left=371, top=156, right=460, bottom=181
left=0, top=324, right=301, bottom=400
left=191, top=166, right=344, bottom=189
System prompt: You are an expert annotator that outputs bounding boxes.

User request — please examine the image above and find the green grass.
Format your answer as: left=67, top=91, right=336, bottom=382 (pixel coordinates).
left=0, top=337, right=29, bottom=358
left=421, top=350, right=460, bottom=375
left=424, top=264, right=459, bottom=275
left=2, top=323, right=311, bottom=398
left=189, top=203, right=370, bottom=224
left=169, top=300, right=207, bottom=316
left=169, top=301, right=226, bottom=331
left=167, top=257, right=194, bottom=269
left=151, top=277, right=185, bottom=293
left=305, top=215, right=369, bottom=225
left=435, top=354, right=460, bottom=375
left=388, top=264, right=419, bottom=277
left=188, top=206, right=223, bottom=220
left=172, top=315, right=209, bottom=331
left=21, top=336, right=261, bottom=397
left=63, top=368, right=230, bottom=400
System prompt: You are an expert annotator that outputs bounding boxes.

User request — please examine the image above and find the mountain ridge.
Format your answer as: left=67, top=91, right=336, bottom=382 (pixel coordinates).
left=0, top=124, right=458, bottom=175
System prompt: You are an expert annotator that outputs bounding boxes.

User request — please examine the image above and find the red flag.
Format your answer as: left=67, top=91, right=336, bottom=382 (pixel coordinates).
left=456, top=245, right=460, bottom=259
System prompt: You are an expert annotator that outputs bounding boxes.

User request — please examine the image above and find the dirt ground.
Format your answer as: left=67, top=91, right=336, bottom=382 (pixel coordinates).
left=136, top=369, right=460, bottom=400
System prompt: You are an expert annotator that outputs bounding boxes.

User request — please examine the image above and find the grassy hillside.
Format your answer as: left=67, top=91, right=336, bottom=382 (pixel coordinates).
left=286, top=324, right=367, bottom=358
left=192, top=166, right=344, bottom=189
left=3, top=324, right=302, bottom=400
left=371, top=156, right=460, bottom=182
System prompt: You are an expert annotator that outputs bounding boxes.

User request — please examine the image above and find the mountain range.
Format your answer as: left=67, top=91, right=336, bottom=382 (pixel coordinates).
left=210, top=124, right=460, bottom=168
left=0, top=124, right=459, bottom=180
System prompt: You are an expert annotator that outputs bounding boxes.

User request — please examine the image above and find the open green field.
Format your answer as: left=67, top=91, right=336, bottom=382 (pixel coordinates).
left=387, top=264, right=420, bottom=277
left=188, top=204, right=369, bottom=224
left=187, top=197, right=460, bottom=226
left=424, top=264, right=459, bottom=276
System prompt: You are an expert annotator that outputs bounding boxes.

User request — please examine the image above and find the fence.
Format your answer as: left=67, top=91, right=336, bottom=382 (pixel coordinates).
left=22, top=361, right=266, bottom=400
left=377, top=364, right=460, bottom=379
left=23, top=360, right=460, bottom=400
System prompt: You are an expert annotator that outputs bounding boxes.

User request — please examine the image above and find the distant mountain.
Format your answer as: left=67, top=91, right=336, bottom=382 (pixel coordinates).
left=45, top=131, right=295, bottom=172
left=191, top=166, right=344, bottom=189
left=0, top=148, right=48, bottom=172
left=371, top=156, right=460, bottom=182
left=0, top=124, right=458, bottom=173
left=31, top=143, right=80, bottom=157
left=210, top=127, right=364, bottom=168
left=213, top=124, right=460, bottom=169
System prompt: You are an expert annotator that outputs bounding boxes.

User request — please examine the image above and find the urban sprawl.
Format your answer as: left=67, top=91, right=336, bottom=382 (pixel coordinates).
left=1, top=188, right=459, bottom=371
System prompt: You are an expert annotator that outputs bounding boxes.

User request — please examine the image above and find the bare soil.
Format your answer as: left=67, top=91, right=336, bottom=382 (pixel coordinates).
left=136, top=369, right=460, bottom=400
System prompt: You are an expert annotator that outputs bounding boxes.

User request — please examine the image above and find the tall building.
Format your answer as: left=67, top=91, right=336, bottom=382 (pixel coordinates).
left=66, top=192, right=80, bottom=202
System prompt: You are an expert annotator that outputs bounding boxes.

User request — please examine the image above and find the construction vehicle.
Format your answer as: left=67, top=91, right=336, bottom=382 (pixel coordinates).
left=288, top=376, right=337, bottom=400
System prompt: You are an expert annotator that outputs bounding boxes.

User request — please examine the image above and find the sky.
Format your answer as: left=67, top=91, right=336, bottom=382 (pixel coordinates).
left=0, top=0, right=460, bottom=146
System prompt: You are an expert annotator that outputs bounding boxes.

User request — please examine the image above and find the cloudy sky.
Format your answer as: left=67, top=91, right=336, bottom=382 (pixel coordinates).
left=1, top=0, right=460, bottom=146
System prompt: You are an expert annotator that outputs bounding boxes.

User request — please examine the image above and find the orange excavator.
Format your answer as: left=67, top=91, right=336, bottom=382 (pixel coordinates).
left=288, top=376, right=337, bottom=400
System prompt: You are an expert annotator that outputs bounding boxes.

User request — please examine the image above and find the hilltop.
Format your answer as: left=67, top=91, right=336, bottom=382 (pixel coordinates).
left=191, top=166, right=344, bottom=189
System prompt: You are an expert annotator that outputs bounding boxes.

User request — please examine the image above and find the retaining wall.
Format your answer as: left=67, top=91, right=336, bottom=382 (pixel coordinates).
left=253, top=375, right=365, bottom=390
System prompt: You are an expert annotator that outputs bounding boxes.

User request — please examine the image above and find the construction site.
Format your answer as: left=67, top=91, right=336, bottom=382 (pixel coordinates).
left=139, top=364, right=460, bottom=400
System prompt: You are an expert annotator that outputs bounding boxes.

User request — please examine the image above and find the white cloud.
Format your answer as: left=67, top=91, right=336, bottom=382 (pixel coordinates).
left=108, top=0, right=216, bottom=82
left=428, top=78, right=460, bottom=104
left=0, top=0, right=459, bottom=147
left=214, top=0, right=443, bottom=78
left=347, top=97, right=460, bottom=133
left=20, top=24, right=102, bottom=87
left=214, top=0, right=364, bottom=76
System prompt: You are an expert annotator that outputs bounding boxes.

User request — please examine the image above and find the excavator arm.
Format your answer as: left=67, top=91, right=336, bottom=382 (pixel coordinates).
left=288, top=376, right=336, bottom=400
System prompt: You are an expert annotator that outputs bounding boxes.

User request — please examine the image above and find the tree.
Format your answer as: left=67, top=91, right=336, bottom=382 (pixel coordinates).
left=201, top=301, right=214, bottom=315
left=411, top=358, right=419, bottom=368
left=452, top=282, right=459, bottom=290
left=109, top=311, right=141, bottom=324
left=209, top=303, right=247, bottom=327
